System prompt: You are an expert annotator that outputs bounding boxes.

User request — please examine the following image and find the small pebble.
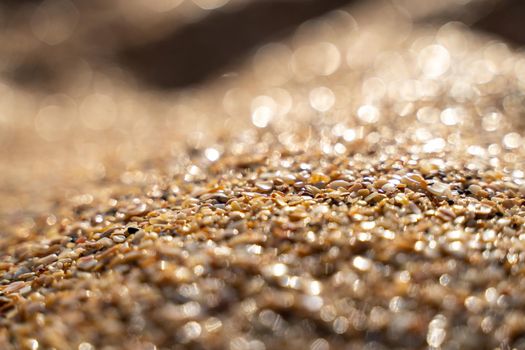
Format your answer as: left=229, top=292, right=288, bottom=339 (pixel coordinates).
left=327, top=180, right=351, bottom=189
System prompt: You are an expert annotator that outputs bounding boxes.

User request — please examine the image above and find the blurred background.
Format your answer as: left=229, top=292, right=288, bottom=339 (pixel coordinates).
left=0, top=0, right=524, bottom=231
left=2, top=0, right=520, bottom=92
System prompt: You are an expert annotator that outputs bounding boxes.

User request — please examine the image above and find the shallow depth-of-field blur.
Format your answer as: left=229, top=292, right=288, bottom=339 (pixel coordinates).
left=0, top=0, right=519, bottom=230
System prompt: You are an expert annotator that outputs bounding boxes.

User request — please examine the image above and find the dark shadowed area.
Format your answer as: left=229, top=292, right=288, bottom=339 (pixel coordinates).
left=119, top=0, right=357, bottom=88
